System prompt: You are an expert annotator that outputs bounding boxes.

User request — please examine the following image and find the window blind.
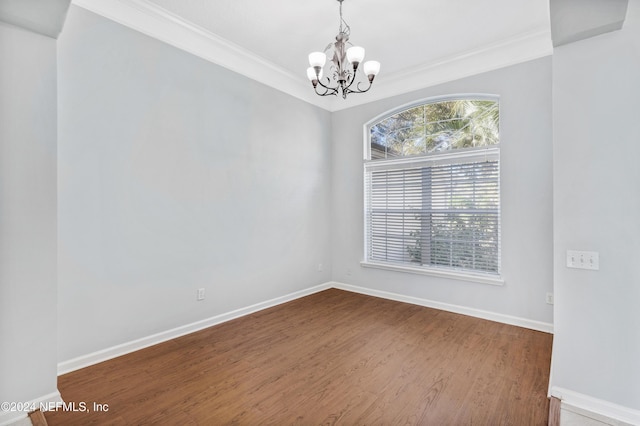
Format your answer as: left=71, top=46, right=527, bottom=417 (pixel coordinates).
left=365, top=152, right=500, bottom=275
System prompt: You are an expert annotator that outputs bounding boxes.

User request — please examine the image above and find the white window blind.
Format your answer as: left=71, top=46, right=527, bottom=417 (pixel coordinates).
left=365, top=149, right=500, bottom=275
left=364, top=97, right=501, bottom=279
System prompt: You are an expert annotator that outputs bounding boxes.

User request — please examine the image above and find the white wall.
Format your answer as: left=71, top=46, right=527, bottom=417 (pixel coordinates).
left=0, top=21, right=58, bottom=409
left=551, top=0, right=640, bottom=412
left=331, top=57, right=554, bottom=326
left=57, top=7, right=332, bottom=362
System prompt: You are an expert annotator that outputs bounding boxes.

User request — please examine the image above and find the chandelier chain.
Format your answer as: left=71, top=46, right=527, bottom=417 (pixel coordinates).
left=338, top=0, right=350, bottom=37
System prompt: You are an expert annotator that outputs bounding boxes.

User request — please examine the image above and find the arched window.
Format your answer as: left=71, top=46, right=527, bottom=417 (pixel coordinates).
left=363, top=96, right=501, bottom=281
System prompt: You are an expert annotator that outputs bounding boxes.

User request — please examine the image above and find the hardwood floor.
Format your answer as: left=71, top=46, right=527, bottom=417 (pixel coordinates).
left=47, top=289, right=552, bottom=425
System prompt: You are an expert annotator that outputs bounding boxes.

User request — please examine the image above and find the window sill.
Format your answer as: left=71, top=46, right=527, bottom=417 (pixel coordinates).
left=360, top=261, right=505, bottom=286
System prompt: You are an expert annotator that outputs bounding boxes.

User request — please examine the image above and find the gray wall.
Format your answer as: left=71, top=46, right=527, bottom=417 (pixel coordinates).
left=331, top=57, right=554, bottom=325
left=551, top=0, right=640, bottom=410
left=0, top=22, right=58, bottom=405
left=6, top=0, right=639, bottom=417
left=57, top=7, right=332, bottom=361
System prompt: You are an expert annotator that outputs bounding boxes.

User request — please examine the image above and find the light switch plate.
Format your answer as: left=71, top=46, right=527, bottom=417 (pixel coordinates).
left=566, top=250, right=599, bottom=270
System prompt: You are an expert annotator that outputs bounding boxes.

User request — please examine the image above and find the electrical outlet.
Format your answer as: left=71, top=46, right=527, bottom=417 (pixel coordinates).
left=197, top=288, right=205, bottom=301
left=545, top=292, right=554, bottom=305
left=317, top=263, right=323, bottom=272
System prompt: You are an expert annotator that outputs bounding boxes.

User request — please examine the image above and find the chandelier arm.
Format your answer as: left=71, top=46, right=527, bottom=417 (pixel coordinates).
left=314, top=77, right=339, bottom=97
left=315, top=86, right=338, bottom=97
left=344, top=80, right=373, bottom=95
left=316, top=76, right=336, bottom=91
left=341, top=69, right=359, bottom=92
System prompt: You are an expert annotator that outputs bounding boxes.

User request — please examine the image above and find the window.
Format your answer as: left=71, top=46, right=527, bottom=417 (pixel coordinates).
left=363, top=96, right=501, bottom=283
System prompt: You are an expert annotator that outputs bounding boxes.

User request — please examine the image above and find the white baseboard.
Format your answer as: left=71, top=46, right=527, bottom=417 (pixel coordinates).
left=58, top=280, right=554, bottom=376
left=57, top=283, right=332, bottom=375
left=551, top=386, right=640, bottom=425
left=0, top=390, right=62, bottom=426
left=331, top=281, right=554, bottom=333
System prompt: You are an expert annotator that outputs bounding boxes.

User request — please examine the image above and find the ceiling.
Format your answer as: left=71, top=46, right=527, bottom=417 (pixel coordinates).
left=0, top=0, right=70, bottom=38
left=144, top=0, right=550, bottom=76
left=72, top=0, right=553, bottom=110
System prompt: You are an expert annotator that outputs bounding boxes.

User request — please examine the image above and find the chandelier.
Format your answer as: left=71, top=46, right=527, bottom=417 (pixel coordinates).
left=306, top=0, right=380, bottom=99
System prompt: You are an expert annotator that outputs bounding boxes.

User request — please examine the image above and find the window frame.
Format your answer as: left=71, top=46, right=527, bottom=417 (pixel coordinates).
left=361, top=94, right=504, bottom=286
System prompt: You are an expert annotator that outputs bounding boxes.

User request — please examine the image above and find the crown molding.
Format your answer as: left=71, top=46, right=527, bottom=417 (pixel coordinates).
left=329, top=28, right=553, bottom=112
left=71, top=0, right=551, bottom=113
left=71, top=0, right=333, bottom=110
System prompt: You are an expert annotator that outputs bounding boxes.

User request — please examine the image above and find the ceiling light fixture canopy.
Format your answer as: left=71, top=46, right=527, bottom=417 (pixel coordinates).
left=306, top=0, right=380, bottom=100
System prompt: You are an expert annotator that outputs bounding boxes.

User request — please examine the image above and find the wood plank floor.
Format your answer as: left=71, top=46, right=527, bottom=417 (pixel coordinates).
left=47, top=289, right=552, bottom=425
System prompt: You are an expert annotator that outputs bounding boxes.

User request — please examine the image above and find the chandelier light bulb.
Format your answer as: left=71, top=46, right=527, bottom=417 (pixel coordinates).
left=307, top=67, right=323, bottom=82
left=306, top=67, right=316, bottom=81
left=363, top=61, right=381, bottom=79
left=346, top=46, right=365, bottom=66
left=308, top=52, right=327, bottom=68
